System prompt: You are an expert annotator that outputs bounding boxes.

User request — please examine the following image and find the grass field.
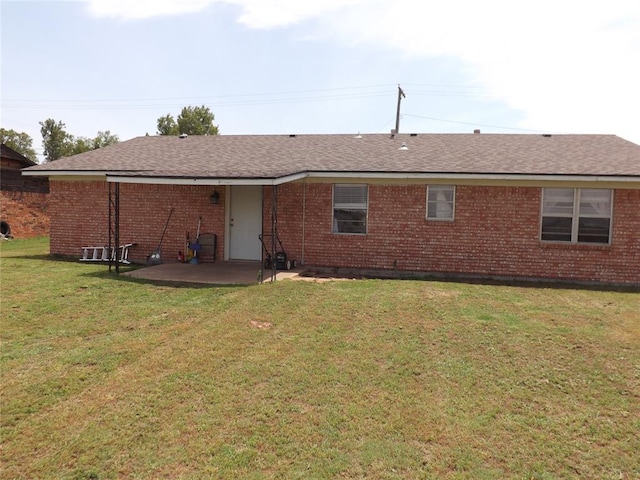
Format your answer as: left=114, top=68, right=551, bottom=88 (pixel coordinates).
left=1, top=237, right=639, bottom=479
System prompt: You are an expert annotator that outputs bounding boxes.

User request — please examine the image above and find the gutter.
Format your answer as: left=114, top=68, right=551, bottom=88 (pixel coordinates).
left=21, top=170, right=114, bottom=177
left=305, top=171, right=640, bottom=183
left=21, top=169, right=640, bottom=185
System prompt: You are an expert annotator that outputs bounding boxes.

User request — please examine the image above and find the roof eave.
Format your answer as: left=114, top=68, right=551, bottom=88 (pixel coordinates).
left=22, top=170, right=112, bottom=177
left=22, top=169, right=640, bottom=185
left=306, top=171, right=640, bottom=183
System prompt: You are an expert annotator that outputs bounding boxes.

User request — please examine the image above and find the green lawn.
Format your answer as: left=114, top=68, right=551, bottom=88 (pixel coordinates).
left=1, top=237, right=639, bottom=479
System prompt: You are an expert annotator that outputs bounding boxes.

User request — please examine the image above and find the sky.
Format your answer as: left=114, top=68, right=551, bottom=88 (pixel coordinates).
left=1, top=0, right=639, bottom=161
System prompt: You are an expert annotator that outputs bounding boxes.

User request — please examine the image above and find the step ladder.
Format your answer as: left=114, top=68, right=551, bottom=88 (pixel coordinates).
left=80, top=243, right=136, bottom=264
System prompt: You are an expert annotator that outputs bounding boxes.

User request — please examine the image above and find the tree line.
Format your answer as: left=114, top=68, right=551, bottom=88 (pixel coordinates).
left=0, top=105, right=218, bottom=163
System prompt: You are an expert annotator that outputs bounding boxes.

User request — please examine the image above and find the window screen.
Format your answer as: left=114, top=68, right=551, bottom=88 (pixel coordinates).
left=333, top=184, right=368, bottom=234
left=541, top=188, right=611, bottom=244
left=427, top=185, right=455, bottom=220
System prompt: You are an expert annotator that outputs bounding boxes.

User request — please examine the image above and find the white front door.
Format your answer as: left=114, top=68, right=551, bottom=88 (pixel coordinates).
left=229, top=185, right=262, bottom=260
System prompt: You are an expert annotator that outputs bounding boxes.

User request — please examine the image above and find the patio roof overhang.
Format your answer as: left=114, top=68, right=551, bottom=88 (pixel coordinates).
left=105, top=172, right=308, bottom=186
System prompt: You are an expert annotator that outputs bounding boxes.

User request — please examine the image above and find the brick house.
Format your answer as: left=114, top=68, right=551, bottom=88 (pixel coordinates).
left=1, top=143, right=49, bottom=238
left=22, top=133, right=640, bottom=285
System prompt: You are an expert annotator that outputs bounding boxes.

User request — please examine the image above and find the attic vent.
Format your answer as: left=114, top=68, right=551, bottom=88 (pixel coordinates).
left=473, top=129, right=481, bottom=134
left=289, top=134, right=297, bottom=138
left=179, top=133, right=188, bottom=138
left=542, top=134, right=552, bottom=137
left=399, top=142, right=409, bottom=151
left=410, top=133, right=418, bottom=137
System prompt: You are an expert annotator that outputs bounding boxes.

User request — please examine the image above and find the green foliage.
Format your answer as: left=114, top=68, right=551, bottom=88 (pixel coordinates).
left=39, top=119, right=74, bottom=162
left=92, top=130, right=119, bottom=149
left=70, top=131, right=120, bottom=155
left=156, top=114, right=179, bottom=136
left=0, top=128, right=38, bottom=162
left=39, top=119, right=120, bottom=161
left=70, top=136, right=94, bottom=156
left=157, top=105, right=219, bottom=136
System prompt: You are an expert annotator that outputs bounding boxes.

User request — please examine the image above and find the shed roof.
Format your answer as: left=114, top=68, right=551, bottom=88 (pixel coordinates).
left=2, top=143, right=37, bottom=168
left=22, top=133, right=640, bottom=182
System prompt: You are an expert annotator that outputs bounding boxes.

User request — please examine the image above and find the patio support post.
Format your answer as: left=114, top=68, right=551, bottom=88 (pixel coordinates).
left=108, top=182, right=120, bottom=274
left=271, top=184, right=278, bottom=282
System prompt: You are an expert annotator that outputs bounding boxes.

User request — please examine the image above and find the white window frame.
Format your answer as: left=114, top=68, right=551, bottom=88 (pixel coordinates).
left=540, top=188, right=613, bottom=244
left=332, top=184, right=368, bottom=235
left=426, top=185, right=455, bottom=221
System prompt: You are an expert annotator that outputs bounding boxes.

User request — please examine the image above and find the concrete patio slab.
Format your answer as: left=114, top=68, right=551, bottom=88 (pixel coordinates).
left=122, top=261, right=302, bottom=285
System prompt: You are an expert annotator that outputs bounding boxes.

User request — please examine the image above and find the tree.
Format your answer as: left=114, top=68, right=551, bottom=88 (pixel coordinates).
left=40, top=120, right=120, bottom=161
left=156, top=114, right=179, bottom=136
left=70, top=137, right=94, bottom=156
left=92, top=130, right=119, bottom=149
left=156, top=105, right=219, bottom=136
left=40, top=119, right=74, bottom=162
left=0, top=128, right=38, bottom=161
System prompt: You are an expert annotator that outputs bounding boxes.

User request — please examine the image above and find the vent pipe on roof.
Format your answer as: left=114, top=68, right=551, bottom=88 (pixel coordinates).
left=473, top=129, right=481, bottom=134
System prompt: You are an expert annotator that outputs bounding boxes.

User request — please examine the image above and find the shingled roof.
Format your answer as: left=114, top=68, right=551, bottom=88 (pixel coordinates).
left=2, top=143, right=37, bottom=168
left=22, top=133, right=640, bottom=182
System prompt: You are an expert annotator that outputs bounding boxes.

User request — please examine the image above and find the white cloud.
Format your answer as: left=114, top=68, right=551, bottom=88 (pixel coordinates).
left=317, top=0, right=640, bottom=140
left=84, top=0, right=640, bottom=142
left=85, top=0, right=214, bottom=20
left=83, top=0, right=362, bottom=22
left=218, top=0, right=366, bottom=28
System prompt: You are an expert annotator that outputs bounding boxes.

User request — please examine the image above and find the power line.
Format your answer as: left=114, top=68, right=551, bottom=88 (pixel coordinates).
left=1, top=84, right=398, bottom=106
left=1, top=91, right=395, bottom=111
left=1, top=82, right=513, bottom=110
left=402, top=113, right=554, bottom=133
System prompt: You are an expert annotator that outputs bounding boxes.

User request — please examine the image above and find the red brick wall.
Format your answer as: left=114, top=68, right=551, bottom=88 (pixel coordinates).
left=48, top=180, right=639, bottom=284
left=49, top=181, right=225, bottom=263
left=0, top=191, right=49, bottom=238
left=268, top=184, right=640, bottom=285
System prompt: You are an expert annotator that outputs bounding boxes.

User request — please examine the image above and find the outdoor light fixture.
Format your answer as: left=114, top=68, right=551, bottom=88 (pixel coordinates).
left=210, top=189, right=220, bottom=204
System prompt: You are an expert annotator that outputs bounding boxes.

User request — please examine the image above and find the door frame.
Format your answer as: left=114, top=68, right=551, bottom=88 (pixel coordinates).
left=224, top=185, right=263, bottom=261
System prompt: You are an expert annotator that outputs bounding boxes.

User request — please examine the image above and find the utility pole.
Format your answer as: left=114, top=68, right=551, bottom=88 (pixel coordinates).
left=394, top=85, right=406, bottom=134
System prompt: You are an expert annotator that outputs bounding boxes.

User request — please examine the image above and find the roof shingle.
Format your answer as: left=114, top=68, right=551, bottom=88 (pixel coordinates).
left=23, top=133, right=640, bottom=178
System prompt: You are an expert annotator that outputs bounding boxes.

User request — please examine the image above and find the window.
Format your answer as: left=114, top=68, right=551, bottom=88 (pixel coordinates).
left=427, top=185, right=455, bottom=220
left=541, top=188, right=612, bottom=244
left=333, top=184, right=368, bottom=234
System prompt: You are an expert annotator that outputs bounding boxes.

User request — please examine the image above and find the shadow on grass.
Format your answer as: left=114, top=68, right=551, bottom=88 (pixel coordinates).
left=78, top=268, right=248, bottom=289
left=82, top=266, right=256, bottom=290
left=300, top=268, right=640, bottom=293
left=2, top=253, right=80, bottom=262
left=423, top=274, right=640, bottom=293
